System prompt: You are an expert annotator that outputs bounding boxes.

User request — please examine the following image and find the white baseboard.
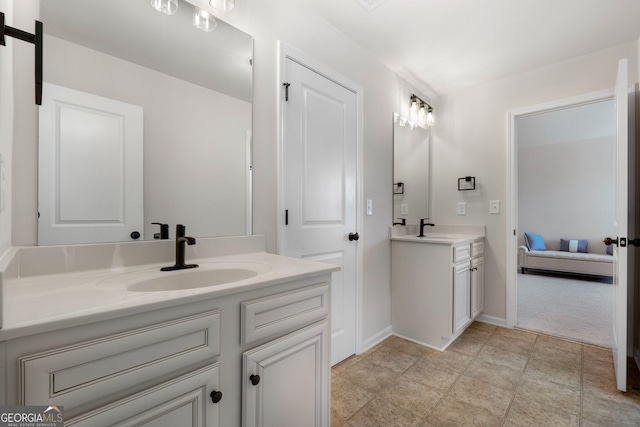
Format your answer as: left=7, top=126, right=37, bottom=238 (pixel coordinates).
left=476, top=314, right=507, bottom=328
left=360, top=326, right=392, bottom=354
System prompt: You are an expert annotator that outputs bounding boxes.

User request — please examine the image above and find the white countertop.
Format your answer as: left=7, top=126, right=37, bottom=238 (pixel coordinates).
left=0, top=239, right=339, bottom=341
left=390, top=234, right=483, bottom=245
left=389, top=224, right=485, bottom=245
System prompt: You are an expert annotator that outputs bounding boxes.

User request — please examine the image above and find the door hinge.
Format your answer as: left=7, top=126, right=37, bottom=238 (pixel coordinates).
left=285, top=209, right=289, bottom=225
left=283, top=82, right=291, bottom=101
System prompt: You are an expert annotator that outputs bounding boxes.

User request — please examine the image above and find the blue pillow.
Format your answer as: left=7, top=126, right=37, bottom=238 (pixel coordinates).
left=606, top=244, right=613, bottom=255
left=559, top=239, right=588, bottom=253
left=524, top=232, right=546, bottom=251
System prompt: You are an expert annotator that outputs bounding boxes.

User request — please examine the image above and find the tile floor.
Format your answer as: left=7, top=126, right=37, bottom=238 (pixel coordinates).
left=331, top=322, right=640, bottom=427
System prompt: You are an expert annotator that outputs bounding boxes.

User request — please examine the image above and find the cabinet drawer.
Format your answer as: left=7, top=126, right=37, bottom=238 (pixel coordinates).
left=453, top=244, right=471, bottom=263
left=67, top=363, right=220, bottom=427
left=19, top=310, right=221, bottom=412
left=472, top=241, right=484, bottom=257
left=241, top=283, right=329, bottom=345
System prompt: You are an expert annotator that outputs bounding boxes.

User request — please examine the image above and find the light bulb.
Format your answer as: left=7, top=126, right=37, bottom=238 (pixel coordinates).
left=409, top=99, right=419, bottom=126
left=194, top=7, right=217, bottom=32
left=210, top=0, right=235, bottom=13
left=426, top=108, right=435, bottom=127
left=418, top=104, right=427, bottom=128
left=150, top=0, right=178, bottom=15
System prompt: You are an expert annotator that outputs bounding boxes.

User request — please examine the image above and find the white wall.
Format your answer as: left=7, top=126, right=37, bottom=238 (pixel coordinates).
left=432, top=41, right=638, bottom=322
left=44, top=36, right=251, bottom=240
left=518, top=136, right=614, bottom=252
left=0, top=0, right=14, bottom=256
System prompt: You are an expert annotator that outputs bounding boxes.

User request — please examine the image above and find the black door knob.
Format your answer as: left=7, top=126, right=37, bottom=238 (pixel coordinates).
left=348, top=232, right=360, bottom=241
left=130, top=231, right=141, bottom=240
left=603, top=237, right=618, bottom=246
left=249, top=374, right=260, bottom=386
left=210, top=390, right=222, bottom=404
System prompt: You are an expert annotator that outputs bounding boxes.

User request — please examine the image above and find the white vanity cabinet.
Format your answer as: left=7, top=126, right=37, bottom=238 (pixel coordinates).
left=1, top=273, right=333, bottom=427
left=391, top=236, right=484, bottom=350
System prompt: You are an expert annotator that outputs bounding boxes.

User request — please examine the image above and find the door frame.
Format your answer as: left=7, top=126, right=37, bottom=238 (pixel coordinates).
left=506, top=88, right=614, bottom=328
left=276, top=42, right=364, bottom=356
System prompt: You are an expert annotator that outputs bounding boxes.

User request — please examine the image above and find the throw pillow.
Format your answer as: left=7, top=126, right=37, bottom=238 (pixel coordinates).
left=560, top=239, right=588, bottom=253
left=606, top=244, right=613, bottom=255
left=524, top=232, right=546, bottom=251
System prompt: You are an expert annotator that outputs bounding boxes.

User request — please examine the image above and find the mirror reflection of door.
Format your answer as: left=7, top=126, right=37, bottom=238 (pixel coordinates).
left=393, top=116, right=430, bottom=226
left=39, top=83, right=144, bottom=245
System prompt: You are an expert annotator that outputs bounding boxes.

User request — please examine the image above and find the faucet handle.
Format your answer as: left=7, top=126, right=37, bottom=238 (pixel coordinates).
left=152, top=222, right=169, bottom=240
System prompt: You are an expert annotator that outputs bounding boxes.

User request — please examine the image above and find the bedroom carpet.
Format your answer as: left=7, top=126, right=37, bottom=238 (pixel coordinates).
left=517, top=272, right=613, bottom=348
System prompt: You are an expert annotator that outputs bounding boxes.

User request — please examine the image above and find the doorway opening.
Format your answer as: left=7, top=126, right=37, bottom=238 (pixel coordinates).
left=506, top=90, right=615, bottom=348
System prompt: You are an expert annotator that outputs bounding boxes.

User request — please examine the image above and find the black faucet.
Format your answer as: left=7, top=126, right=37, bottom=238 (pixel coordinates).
left=393, top=218, right=406, bottom=226
left=417, top=218, right=435, bottom=237
left=161, top=224, right=199, bottom=271
left=152, top=222, right=169, bottom=240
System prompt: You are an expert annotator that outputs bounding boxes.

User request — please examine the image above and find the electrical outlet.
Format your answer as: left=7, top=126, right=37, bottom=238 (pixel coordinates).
left=400, top=204, right=408, bottom=215
left=366, top=199, right=373, bottom=216
left=457, top=202, right=466, bottom=215
left=489, top=200, right=500, bottom=214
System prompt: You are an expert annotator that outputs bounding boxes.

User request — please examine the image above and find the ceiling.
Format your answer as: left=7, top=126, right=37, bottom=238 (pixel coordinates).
left=310, top=0, right=640, bottom=98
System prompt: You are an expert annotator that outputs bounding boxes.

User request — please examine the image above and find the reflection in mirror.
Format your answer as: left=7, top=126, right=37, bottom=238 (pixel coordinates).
left=393, top=114, right=430, bottom=225
left=38, top=0, right=253, bottom=245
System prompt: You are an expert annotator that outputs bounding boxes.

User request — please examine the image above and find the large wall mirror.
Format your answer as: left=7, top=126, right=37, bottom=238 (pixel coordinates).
left=38, top=0, right=253, bottom=245
left=393, top=114, right=430, bottom=225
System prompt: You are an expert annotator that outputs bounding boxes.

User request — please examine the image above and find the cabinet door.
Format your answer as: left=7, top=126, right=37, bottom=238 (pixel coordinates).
left=471, top=257, right=484, bottom=318
left=67, top=363, right=221, bottom=427
left=453, top=263, right=471, bottom=335
left=243, top=321, right=330, bottom=427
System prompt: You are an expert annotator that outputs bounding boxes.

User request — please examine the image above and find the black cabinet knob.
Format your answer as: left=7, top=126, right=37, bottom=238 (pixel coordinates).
left=348, top=232, right=359, bottom=241
left=210, top=390, right=222, bottom=404
left=249, top=374, right=260, bottom=386
left=130, top=231, right=141, bottom=240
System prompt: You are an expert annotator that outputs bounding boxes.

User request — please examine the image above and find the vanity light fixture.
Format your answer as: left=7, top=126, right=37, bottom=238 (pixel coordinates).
left=210, top=0, right=236, bottom=13
left=150, top=0, right=179, bottom=15
left=409, top=94, right=435, bottom=128
left=193, top=7, right=217, bottom=32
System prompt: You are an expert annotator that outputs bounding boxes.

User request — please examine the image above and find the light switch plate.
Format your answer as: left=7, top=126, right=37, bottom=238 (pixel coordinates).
left=489, top=200, right=500, bottom=214
left=457, top=202, right=466, bottom=215
left=366, top=199, right=373, bottom=216
left=400, top=204, right=408, bottom=215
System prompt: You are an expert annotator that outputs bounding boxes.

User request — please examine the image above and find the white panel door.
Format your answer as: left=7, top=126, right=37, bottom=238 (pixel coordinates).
left=39, top=83, right=143, bottom=245
left=281, top=58, right=358, bottom=365
left=611, top=58, right=630, bottom=392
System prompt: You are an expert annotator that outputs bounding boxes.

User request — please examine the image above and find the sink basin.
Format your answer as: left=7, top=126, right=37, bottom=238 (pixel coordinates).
left=97, top=262, right=272, bottom=292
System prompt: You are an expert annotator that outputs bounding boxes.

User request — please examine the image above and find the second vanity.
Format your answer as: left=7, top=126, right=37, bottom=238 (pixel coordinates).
left=391, top=225, right=485, bottom=351
left=0, top=235, right=337, bottom=426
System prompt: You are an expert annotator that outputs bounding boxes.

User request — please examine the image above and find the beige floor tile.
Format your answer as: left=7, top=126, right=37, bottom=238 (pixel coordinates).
left=448, top=375, right=513, bottom=417
left=386, top=336, right=429, bottom=357
left=463, top=358, right=523, bottom=393
left=427, top=394, right=503, bottom=427
left=379, top=376, right=443, bottom=418
left=495, top=326, right=538, bottom=343
left=366, top=344, right=419, bottom=374
left=347, top=397, right=423, bottom=427
left=581, top=419, right=609, bottom=427
left=530, top=343, right=582, bottom=370
left=582, top=391, right=640, bottom=426
left=583, top=355, right=616, bottom=378
left=460, top=325, right=494, bottom=342
left=583, top=344, right=613, bottom=364
left=402, top=358, right=460, bottom=393
left=534, top=334, right=582, bottom=354
left=331, top=375, right=375, bottom=420
left=446, top=334, right=485, bottom=357
left=524, top=357, right=581, bottom=389
left=505, top=395, right=579, bottom=427
left=420, top=346, right=474, bottom=372
left=475, top=344, right=529, bottom=372
left=468, top=321, right=497, bottom=333
left=339, top=358, right=399, bottom=393
left=516, top=373, right=581, bottom=415
left=486, top=333, right=535, bottom=356
left=332, top=354, right=366, bottom=377
left=332, top=409, right=348, bottom=427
